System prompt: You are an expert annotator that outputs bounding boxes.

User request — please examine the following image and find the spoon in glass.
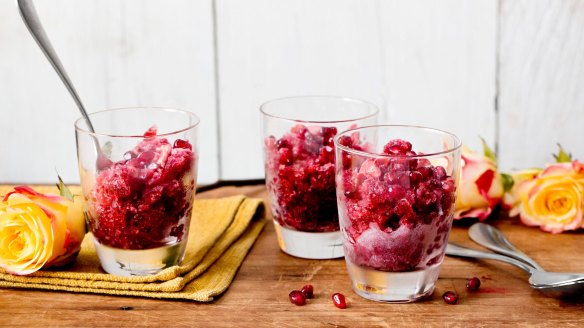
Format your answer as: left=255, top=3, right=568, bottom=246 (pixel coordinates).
left=17, top=0, right=111, bottom=169
left=446, top=243, right=584, bottom=299
left=17, top=0, right=96, bottom=133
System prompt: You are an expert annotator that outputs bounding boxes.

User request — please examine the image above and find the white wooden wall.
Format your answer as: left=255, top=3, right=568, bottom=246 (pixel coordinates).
left=0, top=0, right=582, bottom=184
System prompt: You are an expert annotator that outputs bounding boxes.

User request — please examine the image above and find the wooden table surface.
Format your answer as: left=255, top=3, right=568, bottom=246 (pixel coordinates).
left=1, top=184, right=583, bottom=327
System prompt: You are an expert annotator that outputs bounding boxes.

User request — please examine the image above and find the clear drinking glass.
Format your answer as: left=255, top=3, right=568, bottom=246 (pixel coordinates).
left=334, top=125, right=461, bottom=302
left=75, top=107, right=199, bottom=276
left=261, top=96, right=379, bottom=259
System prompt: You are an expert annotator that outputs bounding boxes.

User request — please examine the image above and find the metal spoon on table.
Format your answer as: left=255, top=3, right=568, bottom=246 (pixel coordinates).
left=468, top=223, right=545, bottom=270
left=17, top=0, right=96, bottom=133
left=446, top=243, right=584, bottom=299
left=468, top=222, right=584, bottom=286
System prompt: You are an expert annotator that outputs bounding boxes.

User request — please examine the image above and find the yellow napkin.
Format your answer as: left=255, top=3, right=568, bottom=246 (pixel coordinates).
left=0, top=186, right=265, bottom=301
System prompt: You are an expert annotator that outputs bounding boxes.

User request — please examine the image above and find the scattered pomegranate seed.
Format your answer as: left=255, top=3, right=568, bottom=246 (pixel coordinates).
left=442, top=291, right=458, bottom=305
left=331, top=293, right=347, bottom=309
left=466, top=277, right=481, bottom=291
left=301, top=284, right=314, bottom=299
left=289, top=290, right=306, bottom=306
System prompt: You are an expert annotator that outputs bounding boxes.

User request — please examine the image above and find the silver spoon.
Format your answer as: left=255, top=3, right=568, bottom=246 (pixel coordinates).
left=446, top=243, right=584, bottom=299
left=469, top=222, right=545, bottom=271
left=17, top=0, right=95, bottom=133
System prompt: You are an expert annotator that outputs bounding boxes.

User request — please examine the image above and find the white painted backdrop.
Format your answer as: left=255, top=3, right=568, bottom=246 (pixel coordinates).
left=0, top=0, right=582, bottom=184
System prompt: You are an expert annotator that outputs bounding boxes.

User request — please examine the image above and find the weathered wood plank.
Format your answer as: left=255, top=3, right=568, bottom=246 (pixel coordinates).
left=216, top=0, right=497, bottom=180
left=215, top=0, right=385, bottom=180
left=499, top=0, right=584, bottom=170
left=377, top=0, right=497, bottom=152
left=0, top=0, right=218, bottom=184
left=0, top=184, right=582, bottom=327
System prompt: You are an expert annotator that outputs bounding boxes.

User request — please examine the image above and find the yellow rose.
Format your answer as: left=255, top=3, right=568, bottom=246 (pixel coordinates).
left=0, top=186, right=86, bottom=275
left=505, top=161, right=584, bottom=233
left=502, top=168, right=542, bottom=216
left=454, top=145, right=504, bottom=220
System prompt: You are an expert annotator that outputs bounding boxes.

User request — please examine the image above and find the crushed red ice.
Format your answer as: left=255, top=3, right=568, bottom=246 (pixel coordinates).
left=89, top=126, right=196, bottom=249
left=265, top=124, right=339, bottom=232
left=338, top=139, right=456, bottom=271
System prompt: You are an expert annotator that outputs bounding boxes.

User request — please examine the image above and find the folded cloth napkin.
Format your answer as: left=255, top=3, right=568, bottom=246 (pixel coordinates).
left=0, top=185, right=265, bottom=301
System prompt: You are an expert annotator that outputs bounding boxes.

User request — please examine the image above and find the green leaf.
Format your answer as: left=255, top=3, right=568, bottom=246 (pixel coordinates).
left=480, top=137, right=497, bottom=164
left=56, top=174, right=74, bottom=201
left=501, top=173, right=514, bottom=192
left=553, top=143, right=572, bottom=163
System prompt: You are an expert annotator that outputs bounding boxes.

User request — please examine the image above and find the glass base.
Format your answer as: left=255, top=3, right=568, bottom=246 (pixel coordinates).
left=345, top=258, right=441, bottom=302
left=273, top=221, right=344, bottom=259
left=93, top=238, right=187, bottom=276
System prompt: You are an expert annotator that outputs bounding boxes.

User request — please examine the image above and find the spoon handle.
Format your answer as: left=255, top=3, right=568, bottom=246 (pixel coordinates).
left=17, top=0, right=95, bottom=133
left=446, top=243, right=535, bottom=274
left=469, top=223, right=545, bottom=271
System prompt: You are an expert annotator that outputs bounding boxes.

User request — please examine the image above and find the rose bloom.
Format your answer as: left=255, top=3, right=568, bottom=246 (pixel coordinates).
left=0, top=186, right=86, bottom=275
left=504, top=161, right=584, bottom=233
left=454, top=146, right=504, bottom=220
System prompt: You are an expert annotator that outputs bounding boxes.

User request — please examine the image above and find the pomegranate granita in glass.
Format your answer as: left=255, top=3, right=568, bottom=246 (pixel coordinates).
left=75, top=108, right=199, bottom=276
left=261, top=96, right=378, bottom=259
left=334, top=125, right=461, bottom=302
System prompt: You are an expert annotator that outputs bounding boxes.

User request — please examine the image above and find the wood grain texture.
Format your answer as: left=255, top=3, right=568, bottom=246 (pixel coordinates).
left=0, top=184, right=583, bottom=327
left=215, top=0, right=385, bottom=180
left=216, top=0, right=497, bottom=180
left=0, top=0, right=218, bottom=184
left=498, top=0, right=584, bottom=171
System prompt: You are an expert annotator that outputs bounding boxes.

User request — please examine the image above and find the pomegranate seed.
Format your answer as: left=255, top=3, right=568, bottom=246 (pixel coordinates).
left=409, top=171, right=423, bottom=184
left=276, top=138, right=291, bottom=149
left=466, top=277, right=481, bottom=291
left=289, top=290, right=306, bottom=306
left=173, top=139, right=192, bottom=150
left=383, top=139, right=412, bottom=155
left=434, top=166, right=447, bottom=180
left=331, top=293, right=347, bottom=309
left=143, top=126, right=157, bottom=137
left=418, top=166, right=433, bottom=179
left=301, top=284, right=314, bottom=299
left=338, top=135, right=353, bottom=147
left=441, top=180, right=455, bottom=193
left=278, top=148, right=293, bottom=165
left=442, top=291, right=458, bottom=305
left=322, top=127, right=337, bottom=146
left=342, top=153, right=352, bottom=169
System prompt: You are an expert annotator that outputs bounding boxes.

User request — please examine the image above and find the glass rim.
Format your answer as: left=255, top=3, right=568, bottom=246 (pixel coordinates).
left=259, top=95, right=379, bottom=124
left=333, top=124, right=462, bottom=159
left=74, top=107, right=200, bottom=138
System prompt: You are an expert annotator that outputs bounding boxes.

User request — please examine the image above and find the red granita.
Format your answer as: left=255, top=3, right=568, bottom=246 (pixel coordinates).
left=89, top=127, right=196, bottom=249
left=337, top=139, right=456, bottom=272
left=265, top=124, right=340, bottom=232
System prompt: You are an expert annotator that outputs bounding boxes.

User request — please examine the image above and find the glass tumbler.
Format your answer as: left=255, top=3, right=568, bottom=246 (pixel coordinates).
left=334, top=125, right=461, bottom=302
left=75, top=107, right=199, bottom=276
left=261, top=96, right=378, bottom=259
